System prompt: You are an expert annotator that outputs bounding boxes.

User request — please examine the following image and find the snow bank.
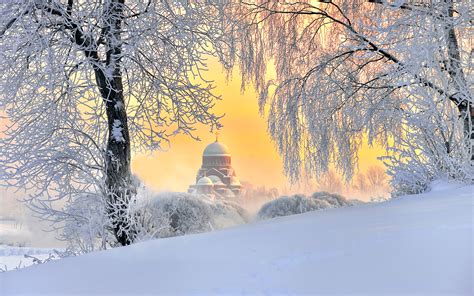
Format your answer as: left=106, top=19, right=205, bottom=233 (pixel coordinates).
left=0, top=184, right=472, bottom=295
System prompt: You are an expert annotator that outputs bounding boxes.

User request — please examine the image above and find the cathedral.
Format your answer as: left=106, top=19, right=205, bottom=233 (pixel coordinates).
left=188, top=135, right=242, bottom=198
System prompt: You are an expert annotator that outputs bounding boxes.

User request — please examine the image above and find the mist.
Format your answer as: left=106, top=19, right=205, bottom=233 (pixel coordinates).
left=0, top=189, right=63, bottom=248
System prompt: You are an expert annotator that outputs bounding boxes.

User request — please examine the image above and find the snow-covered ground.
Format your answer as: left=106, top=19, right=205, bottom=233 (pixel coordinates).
left=0, top=216, right=61, bottom=271
left=0, top=245, right=59, bottom=271
left=0, top=183, right=472, bottom=295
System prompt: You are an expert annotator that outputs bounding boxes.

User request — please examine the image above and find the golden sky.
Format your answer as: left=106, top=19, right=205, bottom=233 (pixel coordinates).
left=131, top=59, right=387, bottom=193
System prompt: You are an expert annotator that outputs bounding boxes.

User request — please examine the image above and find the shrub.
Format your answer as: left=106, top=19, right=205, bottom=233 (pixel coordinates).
left=61, top=193, right=112, bottom=254
left=134, top=192, right=249, bottom=240
left=311, top=191, right=351, bottom=207
left=257, top=192, right=351, bottom=220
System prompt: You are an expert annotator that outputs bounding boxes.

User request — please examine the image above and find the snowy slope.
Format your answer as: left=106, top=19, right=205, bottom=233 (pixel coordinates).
left=0, top=246, right=59, bottom=271
left=1, top=184, right=472, bottom=295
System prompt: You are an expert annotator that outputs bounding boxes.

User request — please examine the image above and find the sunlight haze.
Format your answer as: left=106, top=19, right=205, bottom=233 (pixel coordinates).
left=131, top=59, right=387, bottom=193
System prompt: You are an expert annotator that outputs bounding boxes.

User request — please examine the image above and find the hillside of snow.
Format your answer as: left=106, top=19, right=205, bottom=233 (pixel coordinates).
left=1, top=183, right=472, bottom=295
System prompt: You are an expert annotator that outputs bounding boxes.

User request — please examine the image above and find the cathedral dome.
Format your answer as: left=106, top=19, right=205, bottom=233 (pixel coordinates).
left=203, top=141, right=230, bottom=156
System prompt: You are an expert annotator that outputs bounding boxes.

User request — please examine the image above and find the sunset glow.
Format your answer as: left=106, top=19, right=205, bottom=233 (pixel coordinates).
left=131, top=59, right=387, bottom=193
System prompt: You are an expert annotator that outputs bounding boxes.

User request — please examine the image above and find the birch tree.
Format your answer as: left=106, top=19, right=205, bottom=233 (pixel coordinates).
left=226, top=0, right=472, bottom=187
left=0, top=0, right=229, bottom=246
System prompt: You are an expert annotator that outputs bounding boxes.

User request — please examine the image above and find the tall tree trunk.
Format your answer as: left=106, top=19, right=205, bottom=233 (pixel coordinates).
left=104, top=77, right=134, bottom=246
left=461, top=106, right=473, bottom=161
left=456, top=100, right=473, bottom=161
left=93, top=61, right=134, bottom=247
left=95, top=0, right=135, bottom=246
left=47, top=0, right=134, bottom=245
left=444, top=0, right=473, bottom=161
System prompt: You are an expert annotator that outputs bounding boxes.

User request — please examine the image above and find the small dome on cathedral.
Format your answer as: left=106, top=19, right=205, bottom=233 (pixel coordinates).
left=196, top=176, right=213, bottom=186
left=208, top=175, right=224, bottom=185
left=203, top=141, right=230, bottom=156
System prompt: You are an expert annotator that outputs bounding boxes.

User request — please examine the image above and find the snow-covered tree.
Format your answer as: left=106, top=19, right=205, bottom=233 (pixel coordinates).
left=225, top=1, right=472, bottom=186
left=316, top=169, right=343, bottom=194
left=353, top=173, right=369, bottom=193
left=0, top=0, right=230, bottom=246
left=350, top=165, right=390, bottom=199
left=366, top=166, right=388, bottom=189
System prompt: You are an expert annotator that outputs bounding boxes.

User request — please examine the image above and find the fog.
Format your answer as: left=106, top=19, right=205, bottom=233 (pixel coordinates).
left=0, top=189, right=64, bottom=248
left=0, top=166, right=390, bottom=248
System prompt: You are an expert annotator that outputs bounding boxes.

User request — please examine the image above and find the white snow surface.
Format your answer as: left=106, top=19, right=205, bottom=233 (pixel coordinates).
left=0, top=246, right=59, bottom=271
left=1, top=183, right=472, bottom=295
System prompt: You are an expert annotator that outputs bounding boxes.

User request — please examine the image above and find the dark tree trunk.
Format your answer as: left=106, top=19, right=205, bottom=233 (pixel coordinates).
left=443, top=0, right=473, bottom=161
left=458, top=104, right=474, bottom=161
left=93, top=0, right=135, bottom=246
left=94, top=68, right=134, bottom=246
left=105, top=0, right=135, bottom=246
left=104, top=78, right=134, bottom=246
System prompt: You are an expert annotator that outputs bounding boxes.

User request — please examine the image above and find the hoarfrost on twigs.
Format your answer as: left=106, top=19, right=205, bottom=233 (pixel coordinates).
left=0, top=0, right=232, bottom=250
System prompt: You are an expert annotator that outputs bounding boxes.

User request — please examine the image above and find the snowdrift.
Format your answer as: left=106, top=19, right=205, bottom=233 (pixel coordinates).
left=0, top=183, right=472, bottom=295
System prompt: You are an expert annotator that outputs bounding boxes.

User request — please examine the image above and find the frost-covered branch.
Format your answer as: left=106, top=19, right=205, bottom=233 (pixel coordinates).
left=0, top=0, right=232, bottom=248
left=224, top=0, right=472, bottom=186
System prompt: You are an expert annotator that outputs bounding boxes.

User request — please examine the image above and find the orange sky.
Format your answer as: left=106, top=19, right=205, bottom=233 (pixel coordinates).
left=131, top=59, right=387, bottom=193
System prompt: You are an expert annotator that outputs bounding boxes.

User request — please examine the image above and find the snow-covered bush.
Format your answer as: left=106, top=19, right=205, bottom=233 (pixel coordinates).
left=61, top=192, right=113, bottom=254
left=59, top=175, right=143, bottom=254
left=257, top=192, right=351, bottom=220
left=311, top=192, right=351, bottom=207
left=60, top=187, right=250, bottom=252
left=257, top=195, right=316, bottom=220
left=133, top=192, right=249, bottom=241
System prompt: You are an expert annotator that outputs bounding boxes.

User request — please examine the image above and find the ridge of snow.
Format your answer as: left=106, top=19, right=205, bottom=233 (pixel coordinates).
left=1, top=185, right=472, bottom=295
